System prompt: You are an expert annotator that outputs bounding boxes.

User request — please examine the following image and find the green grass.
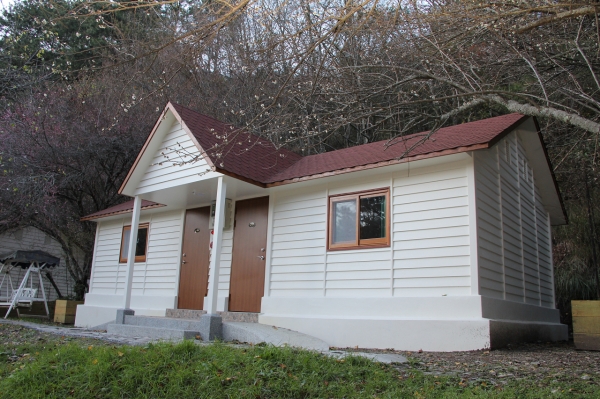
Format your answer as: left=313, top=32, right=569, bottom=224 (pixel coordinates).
left=0, top=339, right=598, bottom=398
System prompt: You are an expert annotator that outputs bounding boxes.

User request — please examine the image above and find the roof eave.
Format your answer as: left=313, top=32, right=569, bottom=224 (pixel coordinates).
left=80, top=203, right=166, bottom=222
left=532, top=117, right=568, bottom=225
left=265, top=142, right=490, bottom=187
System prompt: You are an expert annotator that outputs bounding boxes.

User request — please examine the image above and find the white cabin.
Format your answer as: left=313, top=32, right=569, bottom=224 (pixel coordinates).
left=75, top=103, right=567, bottom=351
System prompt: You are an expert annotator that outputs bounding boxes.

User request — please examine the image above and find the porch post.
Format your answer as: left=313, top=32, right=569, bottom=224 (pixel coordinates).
left=205, top=176, right=226, bottom=314
left=197, top=176, right=225, bottom=341
left=117, top=195, right=141, bottom=323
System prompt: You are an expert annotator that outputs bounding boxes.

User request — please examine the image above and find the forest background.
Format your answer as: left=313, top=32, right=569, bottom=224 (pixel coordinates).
left=0, top=0, right=598, bottom=326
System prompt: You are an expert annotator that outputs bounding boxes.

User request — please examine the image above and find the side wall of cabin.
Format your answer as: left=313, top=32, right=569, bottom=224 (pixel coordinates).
left=474, top=131, right=554, bottom=308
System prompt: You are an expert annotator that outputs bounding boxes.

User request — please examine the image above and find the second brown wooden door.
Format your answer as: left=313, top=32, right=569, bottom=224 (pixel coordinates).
left=229, top=196, right=269, bottom=312
left=178, top=207, right=211, bottom=310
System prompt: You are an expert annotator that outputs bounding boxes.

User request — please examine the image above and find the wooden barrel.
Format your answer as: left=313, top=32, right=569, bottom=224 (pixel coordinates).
left=53, top=300, right=84, bottom=324
left=572, top=300, right=600, bottom=351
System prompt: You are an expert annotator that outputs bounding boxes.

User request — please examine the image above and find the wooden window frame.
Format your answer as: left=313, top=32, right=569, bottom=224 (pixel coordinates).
left=327, top=187, right=390, bottom=251
left=119, top=223, right=149, bottom=263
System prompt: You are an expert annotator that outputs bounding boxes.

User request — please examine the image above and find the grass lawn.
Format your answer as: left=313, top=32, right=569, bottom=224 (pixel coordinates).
left=0, top=329, right=598, bottom=398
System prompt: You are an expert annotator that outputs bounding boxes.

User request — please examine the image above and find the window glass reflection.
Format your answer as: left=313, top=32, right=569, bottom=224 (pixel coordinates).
left=360, top=196, right=386, bottom=240
left=332, top=199, right=356, bottom=243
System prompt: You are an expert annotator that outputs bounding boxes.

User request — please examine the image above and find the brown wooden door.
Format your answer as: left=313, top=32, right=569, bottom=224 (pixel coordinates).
left=229, top=196, right=269, bottom=312
left=178, top=207, right=211, bottom=310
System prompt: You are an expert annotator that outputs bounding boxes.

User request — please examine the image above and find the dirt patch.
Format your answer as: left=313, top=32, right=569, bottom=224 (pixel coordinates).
left=338, top=342, right=600, bottom=390
left=0, top=322, right=107, bottom=349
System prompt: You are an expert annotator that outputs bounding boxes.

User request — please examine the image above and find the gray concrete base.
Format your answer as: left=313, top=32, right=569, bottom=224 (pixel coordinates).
left=115, top=309, right=134, bottom=325
left=489, top=320, right=569, bottom=349
left=198, top=314, right=222, bottom=341
left=107, top=323, right=199, bottom=340
left=90, top=320, right=115, bottom=331
left=103, top=314, right=329, bottom=351
left=223, top=322, right=330, bottom=351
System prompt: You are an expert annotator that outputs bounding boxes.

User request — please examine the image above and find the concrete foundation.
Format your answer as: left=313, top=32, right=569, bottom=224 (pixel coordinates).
left=115, top=309, right=135, bottom=324
left=198, top=314, right=223, bottom=341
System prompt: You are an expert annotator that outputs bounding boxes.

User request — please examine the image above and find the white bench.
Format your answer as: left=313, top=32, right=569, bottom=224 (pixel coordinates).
left=0, top=288, right=38, bottom=308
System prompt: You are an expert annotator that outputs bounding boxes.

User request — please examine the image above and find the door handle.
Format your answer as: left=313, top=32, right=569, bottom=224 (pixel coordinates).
left=257, top=256, right=265, bottom=260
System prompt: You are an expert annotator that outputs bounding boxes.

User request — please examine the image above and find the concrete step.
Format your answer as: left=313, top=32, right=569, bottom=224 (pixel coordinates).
left=165, top=309, right=206, bottom=320
left=219, top=312, right=258, bottom=323
left=124, top=315, right=204, bottom=331
left=107, top=323, right=199, bottom=341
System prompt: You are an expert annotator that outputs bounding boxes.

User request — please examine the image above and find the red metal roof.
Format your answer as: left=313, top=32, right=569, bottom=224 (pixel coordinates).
left=266, top=113, right=527, bottom=184
left=81, top=200, right=165, bottom=221
left=171, top=103, right=303, bottom=185
left=171, top=105, right=526, bottom=185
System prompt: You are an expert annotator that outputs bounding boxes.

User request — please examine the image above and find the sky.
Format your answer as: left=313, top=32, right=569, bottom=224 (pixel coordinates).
left=1, top=0, right=14, bottom=11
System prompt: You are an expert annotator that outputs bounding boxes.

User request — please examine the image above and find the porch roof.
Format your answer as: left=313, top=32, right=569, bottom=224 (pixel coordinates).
left=81, top=200, right=165, bottom=221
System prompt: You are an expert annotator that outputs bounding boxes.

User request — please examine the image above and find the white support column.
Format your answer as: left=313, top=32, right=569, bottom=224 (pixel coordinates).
left=123, top=195, right=142, bottom=309
left=205, top=176, right=226, bottom=314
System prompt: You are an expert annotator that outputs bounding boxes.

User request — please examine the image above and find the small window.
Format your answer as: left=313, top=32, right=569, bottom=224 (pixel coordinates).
left=119, top=223, right=149, bottom=263
left=328, top=188, right=390, bottom=250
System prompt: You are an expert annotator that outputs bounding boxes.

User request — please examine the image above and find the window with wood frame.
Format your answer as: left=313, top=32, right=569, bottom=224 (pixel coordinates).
left=119, top=223, right=149, bottom=263
left=328, top=188, right=390, bottom=250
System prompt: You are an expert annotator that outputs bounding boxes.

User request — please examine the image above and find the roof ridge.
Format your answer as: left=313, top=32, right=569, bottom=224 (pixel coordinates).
left=171, top=102, right=302, bottom=158
left=171, top=102, right=238, bottom=131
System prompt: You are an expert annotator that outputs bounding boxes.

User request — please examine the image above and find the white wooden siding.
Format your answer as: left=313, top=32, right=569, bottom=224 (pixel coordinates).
left=136, top=121, right=214, bottom=194
left=270, top=189, right=327, bottom=297
left=393, top=162, right=472, bottom=297
left=89, top=210, right=184, bottom=297
left=216, top=229, right=234, bottom=298
left=0, top=226, right=80, bottom=301
left=475, top=132, right=554, bottom=307
left=268, top=159, right=472, bottom=299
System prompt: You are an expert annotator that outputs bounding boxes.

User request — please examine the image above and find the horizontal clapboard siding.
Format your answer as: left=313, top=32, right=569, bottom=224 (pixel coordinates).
left=474, top=132, right=555, bottom=308
left=217, top=229, right=234, bottom=297
left=137, top=121, right=213, bottom=193
left=89, top=210, right=184, bottom=297
left=268, top=160, right=474, bottom=299
left=90, top=220, right=123, bottom=294
left=0, top=226, right=81, bottom=301
left=270, top=189, right=327, bottom=297
left=393, top=162, right=471, bottom=297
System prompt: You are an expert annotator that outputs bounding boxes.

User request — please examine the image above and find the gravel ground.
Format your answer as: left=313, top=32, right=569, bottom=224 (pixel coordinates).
left=2, top=319, right=599, bottom=392
left=388, top=342, right=600, bottom=391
